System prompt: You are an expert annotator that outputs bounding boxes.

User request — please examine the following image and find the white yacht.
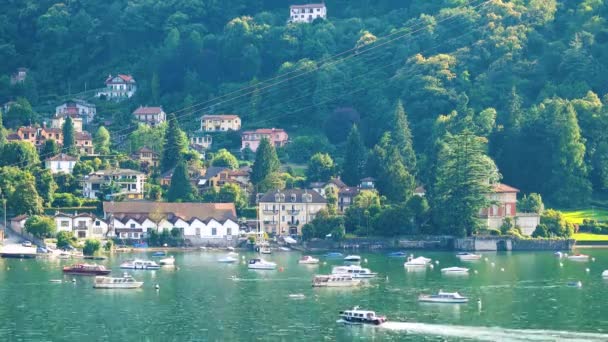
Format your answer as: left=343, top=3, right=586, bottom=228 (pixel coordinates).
left=332, top=265, right=377, bottom=278
left=441, top=267, right=469, bottom=275
left=312, top=274, right=361, bottom=287
left=93, top=274, right=144, bottom=289
left=338, top=307, right=387, bottom=325
left=418, top=290, right=469, bottom=303
left=248, top=258, right=277, bottom=270
left=404, top=256, right=431, bottom=268
left=159, top=256, right=175, bottom=266
left=260, top=247, right=272, bottom=255
left=218, top=255, right=238, bottom=263
left=602, top=270, right=608, bottom=278
left=456, top=252, right=482, bottom=261
left=344, top=255, right=361, bottom=262
left=298, top=255, right=320, bottom=264
left=567, top=254, right=590, bottom=262
left=120, top=259, right=160, bottom=270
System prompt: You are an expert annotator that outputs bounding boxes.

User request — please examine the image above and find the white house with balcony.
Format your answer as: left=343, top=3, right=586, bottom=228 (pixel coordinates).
left=55, top=99, right=97, bottom=124
left=289, top=3, right=327, bottom=23
left=82, top=169, right=146, bottom=200
left=258, top=189, right=327, bottom=236
left=45, top=153, right=78, bottom=174
left=133, top=106, right=166, bottom=126
left=97, top=74, right=137, bottom=100
left=54, top=213, right=109, bottom=239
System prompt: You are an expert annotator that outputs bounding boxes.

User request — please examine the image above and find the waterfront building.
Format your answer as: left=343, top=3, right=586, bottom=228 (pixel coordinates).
left=258, top=189, right=327, bottom=236
left=82, top=169, right=146, bottom=200
left=479, top=183, right=540, bottom=236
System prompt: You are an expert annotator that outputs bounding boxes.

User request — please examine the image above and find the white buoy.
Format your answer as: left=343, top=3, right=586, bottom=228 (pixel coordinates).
left=586, top=268, right=590, bottom=273
left=386, top=276, right=389, bottom=282
left=72, top=278, right=76, bottom=283
left=155, top=284, right=160, bottom=290
left=491, top=262, right=495, bottom=267
left=577, top=281, right=583, bottom=288
left=592, top=257, right=596, bottom=262
left=323, top=261, right=327, bottom=265
left=435, top=260, right=439, bottom=265
left=429, top=264, right=434, bottom=269
left=564, top=253, right=569, bottom=257
left=559, top=262, right=564, bottom=267
left=484, top=257, right=489, bottom=262
left=474, top=270, right=478, bottom=274
left=242, top=255, right=245, bottom=259
left=364, top=258, right=368, bottom=263
left=500, top=268, right=505, bottom=272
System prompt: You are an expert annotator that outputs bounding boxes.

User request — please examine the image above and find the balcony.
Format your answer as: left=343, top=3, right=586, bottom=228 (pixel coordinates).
left=287, top=209, right=300, bottom=215
left=262, top=210, right=279, bottom=215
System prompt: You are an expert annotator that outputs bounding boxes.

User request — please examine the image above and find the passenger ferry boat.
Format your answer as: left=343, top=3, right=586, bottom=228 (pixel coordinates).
left=298, top=256, right=320, bottom=264
left=62, top=263, right=111, bottom=275
left=567, top=254, right=590, bottom=262
left=119, top=259, right=160, bottom=270
left=418, top=290, right=469, bottom=303
left=332, top=265, right=377, bottom=278
left=456, top=252, right=482, bottom=261
left=248, top=258, right=277, bottom=270
left=338, top=307, right=387, bottom=325
left=93, top=274, right=144, bottom=289
left=312, top=274, right=361, bottom=287
left=441, top=267, right=469, bottom=275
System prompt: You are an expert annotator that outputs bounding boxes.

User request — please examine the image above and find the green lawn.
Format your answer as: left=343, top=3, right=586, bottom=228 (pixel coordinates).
left=561, top=208, right=608, bottom=224
left=572, top=233, right=608, bottom=241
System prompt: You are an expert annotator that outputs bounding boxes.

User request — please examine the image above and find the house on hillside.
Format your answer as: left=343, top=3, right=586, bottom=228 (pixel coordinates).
left=54, top=212, right=109, bottom=239
left=196, top=166, right=228, bottom=192
left=258, top=189, right=327, bottom=236
left=133, top=106, right=166, bottom=126
left=96, top=74, right=137, bottom=100
left=310, top=177, right=347, bottom=197
left=51, top=113, right=83, bottom=132
left=82, top=169, right=146, bottom=200
left=200, top=114, right=241, bottom=132
left=75, top=131, right=94, bottom=155
left=241, top=128, right=288, bottom=152
left=479, top=183, right=540, bottom=236
left=10, top=67, right=28, bottom=84
left=102, top=201, right=239, bottom=245
left=289, top=3, right=327, bottom=23
left=131, top=147, right=159, bottom=169
left=45, top=153, right=78, bottom=174
left=55, top=99, right=96, bottom=124
left=189, top=131, right=213, bottom=151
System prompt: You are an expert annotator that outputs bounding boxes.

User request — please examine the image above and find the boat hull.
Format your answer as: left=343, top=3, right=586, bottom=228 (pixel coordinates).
left=313, top=281, right=360, bottom=287
left=94, top=283, right=143, bottom=289
left=120, top=265, right=160, bottom=270
left=418, top=297, right=469, bottom=304
left=63, top=269, right=111, bottom=276
left=248, top=265, right=276, bottom=270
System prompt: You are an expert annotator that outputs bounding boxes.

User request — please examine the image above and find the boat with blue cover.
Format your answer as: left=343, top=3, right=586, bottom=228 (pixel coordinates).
left=325, top=252, right=344, bottom=258
left=388, top=251, right=407, bottom=257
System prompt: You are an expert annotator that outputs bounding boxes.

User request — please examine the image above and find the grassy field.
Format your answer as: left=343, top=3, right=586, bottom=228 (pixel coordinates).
left=561, top=208, right=608, bottom=224
left=572, top=233, right=608, bottom=241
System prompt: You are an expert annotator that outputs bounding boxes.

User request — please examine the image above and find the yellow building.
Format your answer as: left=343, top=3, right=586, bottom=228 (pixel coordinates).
left=200, top=114, right=241, bottom=132
left=258, top=189, right=327, bottom=236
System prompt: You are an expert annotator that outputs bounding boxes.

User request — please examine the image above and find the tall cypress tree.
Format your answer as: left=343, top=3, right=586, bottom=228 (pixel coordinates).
left=379, top=147, right=415, bottom=203
left=341, top=124, right=367, bottom=186
left=392, top=100, right=417, bottom=172
left=62, top=116, right=75, bottom=155
left=161, top=114, right=188, bottom=173
left=0, top=110, right=6, bottom=146
left=251, top=138, right=280, bottom=185
left=167, top=159, right=195, bottom=202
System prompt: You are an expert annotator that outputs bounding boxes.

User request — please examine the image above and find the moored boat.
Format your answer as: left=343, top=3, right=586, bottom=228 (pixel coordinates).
left=441, top=267, right=469, bottom=275
left=456, top=252, right=482, bottom=261
left=218, top=255, right=238, bottom=263
left=120, top=259, right=160, bottom=270
left=404, top=256, right=431, bottom=268
left=388, top=251, right=407, bottom=258
left=418, top=290, right=469, bottom=303
left=567, top=254, right=589, bottom=262
left=602, top=270, right=608, bottom=278
left=332, top=265, right=377, bottom=278
left=93, top=274, right=143, bottom=289
left=248, top=258, right=277, bottom=270
left=63, top=263, right=111, bottom=275
left=159, top=256, right=175, bottom=266
left=324, top=252, right=344, bottom=258
left=260, top=248, right=272, bottom=255
left=152, top=251, right=167, bottom=257
left=344, top=255, right=361, bottom=262
left=338, top=307, right=387, bottom=325
left=313, top=274, right=361, bottom=287
left=299, top=255, right=320, bottom=264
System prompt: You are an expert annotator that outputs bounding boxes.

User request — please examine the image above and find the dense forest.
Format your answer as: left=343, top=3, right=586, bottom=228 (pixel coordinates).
left=1, top=0, right=608, bottom=213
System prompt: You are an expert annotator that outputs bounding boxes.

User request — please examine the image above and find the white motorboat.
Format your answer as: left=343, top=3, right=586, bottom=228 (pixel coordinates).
left=312, top=274, right=361, bottom=287
left=456, top=252, right=482, bottom=261
left=278, top=247, right=291, bottom=252
left=338, top=306, right=387, bottom=325
left=299, top=255, right=320, bottom=264
left=418, top=290, right=469, bottom=303
left=344, top=255, right=361, bottom=262
left=404, top=256, right=431, bottom=268
left=159, top=256, right=175, bottom=266
left=602, top=270, right=608, bottom=278
left=441, top=267, right=469, bottom=275
left=260, top=248, right=272, bottom=255
left=567, top=254, right=590, bottom=262
left=93, top=274, right=143, bottom=289
left=248, top=258, right=277, bottom=270
left=217, top=255, right=238, bottom=263
left=332, top=265, right=377, bottom=278
left=554, top=251, right=563, bottom=258
left=120, top=259, right=160, bottom=270
left=288, top=293, right=306, bottom=299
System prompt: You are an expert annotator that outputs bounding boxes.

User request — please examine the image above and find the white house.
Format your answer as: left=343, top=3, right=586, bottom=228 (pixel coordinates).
left=289, top=3, right=327, bottom=23
left=97, top=74, right=137, bottom=100
left=83, top=169, right=146, bottom=200
left=45, top=153, right=78, bottom=174
left=54, top=213, right=109, bottom=239
left=55, top=99, right=97, bottom=124
left=133, top=106, right=166, bottom=126
left=103, top=201, right=239, bottom=245
left=258, top=189, right=327, bottom=236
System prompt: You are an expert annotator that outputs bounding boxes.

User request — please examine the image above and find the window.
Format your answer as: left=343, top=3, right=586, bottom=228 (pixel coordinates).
left=282, top=216, right=285, bottom=222
left=77, top=221, right=86, bottom=228
left=196, top=228, right=201, bottom=236
left=227, top=228, right=232, bottom=235
left=95, top=221, right=101, bottom=226
left=61, top=220, right=69, bottom=227
left=130, top=223, right=136, bottom=228
left=212, top=228, right=217, bottom=236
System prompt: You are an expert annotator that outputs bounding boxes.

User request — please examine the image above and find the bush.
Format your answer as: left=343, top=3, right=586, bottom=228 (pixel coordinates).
left=25, top=216, right=56, bottom=239
left=83, top=239, right=101, bottom=256
left=56, top=231, right=74, bottom=249
left=540, top=209, right=574, bottom=237
left=52, top=193, right=82, bottom=208
left=104, top=239, right=114, bottom=251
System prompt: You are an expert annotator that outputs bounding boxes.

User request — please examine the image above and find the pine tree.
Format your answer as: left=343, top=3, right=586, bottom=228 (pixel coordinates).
left=93, top=126, right=111, bottom=155
left=167, top=159, right=195, bottom=202
left=431, top=131, right=494, bottom=237
left=0, top=110, right=6, bottom=146
left=62, top=116, right=76, bottom=155
left=12, top=176, right=43, bottom=215
left=251, top=138, right=280, bottom=185
left=161, top=114, right=188, bottom=173
left=41, top=139, right=59, bottom=158
left=341, top=125, right=367, bottom=186
left=379, top=147, right=415, bottom=203
left=392, top=100, right=417, bottom=172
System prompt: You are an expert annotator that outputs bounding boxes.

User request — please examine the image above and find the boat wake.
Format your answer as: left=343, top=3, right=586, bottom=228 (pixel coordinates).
left=380, top=322, right=608, bottom=341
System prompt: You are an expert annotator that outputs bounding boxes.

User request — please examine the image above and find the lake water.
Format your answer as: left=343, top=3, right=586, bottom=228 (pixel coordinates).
left=2, top=249, right=608, bottom=341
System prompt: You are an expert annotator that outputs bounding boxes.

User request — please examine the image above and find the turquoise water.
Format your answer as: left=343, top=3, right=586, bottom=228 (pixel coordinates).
left=2, top=249, right=608, bottom=341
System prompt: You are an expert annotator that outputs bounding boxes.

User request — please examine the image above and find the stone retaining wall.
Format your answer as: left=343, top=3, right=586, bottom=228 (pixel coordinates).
left=455, top=237, right=574, bottom=251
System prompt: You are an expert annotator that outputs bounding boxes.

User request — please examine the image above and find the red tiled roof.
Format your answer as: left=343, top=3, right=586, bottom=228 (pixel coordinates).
left=76, top=132, right=92, bottom=140
left=133, top=106, right=163, bottom=115
left=46, top=153, right=78, bottom=162
left=103, top=201, right=236, bottom=221
left=492, top=183, right=519, bottom=193
left=105, top=74, right=135, bottom=84
left=202, top=114, right=240, bottom=120
left=242, top=128, right=286, bottom=135
left=42, top=128, right=62, bottom=134
left=291, top=4, right=325, bottom=9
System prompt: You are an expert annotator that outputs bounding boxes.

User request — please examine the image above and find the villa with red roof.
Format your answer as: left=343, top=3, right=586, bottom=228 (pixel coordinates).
left=97, top=74, right=137, bottom=100
left=200, top=114, right=241, bottom=132
left=133, top=106, right=166, bottom=126
left=241, top=128, right=288, bottom=152
left=480, top=183, right=540, bottom=235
